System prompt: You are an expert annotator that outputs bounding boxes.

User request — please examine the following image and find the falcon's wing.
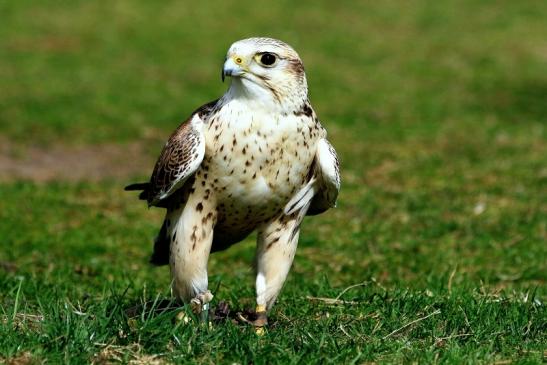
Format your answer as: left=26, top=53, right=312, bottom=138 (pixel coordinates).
left=125, top=100, right=217, bottom=207
left=146, top=113, right=205, bottom=206
left=284, top=138, right=340, bottom=216
left=308, top=138, right=340, bottom=215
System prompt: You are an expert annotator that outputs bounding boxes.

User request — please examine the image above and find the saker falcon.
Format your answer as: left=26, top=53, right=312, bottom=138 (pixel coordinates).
left=126, top=37, right=340, bottom=326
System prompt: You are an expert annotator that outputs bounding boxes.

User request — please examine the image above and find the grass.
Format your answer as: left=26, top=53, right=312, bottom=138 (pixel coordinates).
left=1, top=0, right=546, bottom=363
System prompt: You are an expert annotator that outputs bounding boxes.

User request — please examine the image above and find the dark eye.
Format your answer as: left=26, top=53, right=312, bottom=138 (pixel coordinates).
left=260, top=53, right=277, bottom=66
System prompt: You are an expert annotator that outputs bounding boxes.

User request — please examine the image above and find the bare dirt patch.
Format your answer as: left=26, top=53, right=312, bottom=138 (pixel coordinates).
left=0, top=138, right=156, bottom=183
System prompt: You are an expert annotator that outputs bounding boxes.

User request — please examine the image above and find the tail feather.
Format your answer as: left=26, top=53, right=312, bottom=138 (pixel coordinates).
left=124, top=182, right=150, bottom=191
left=125, top=182, right=150, bottom=202
left=126, top=182, right=170, bottom=266
left=149, top=219, right=170, bottom=266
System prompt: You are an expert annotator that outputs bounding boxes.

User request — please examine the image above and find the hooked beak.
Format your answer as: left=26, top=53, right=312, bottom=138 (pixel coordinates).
left=222, top=57, right=245, bottom=82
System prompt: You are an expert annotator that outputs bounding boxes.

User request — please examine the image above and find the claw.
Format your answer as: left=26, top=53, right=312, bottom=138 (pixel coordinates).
left=236, top=305, right=268, bottom=335
left=253, top=305, right=268, bottom=327
left=190, top=290, right=214, bottom=323
left=254, top=305, right=268, bottom=335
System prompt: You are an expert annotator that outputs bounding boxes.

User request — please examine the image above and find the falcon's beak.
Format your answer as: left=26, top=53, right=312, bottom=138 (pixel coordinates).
left=222, top=56, right=245, bottom=82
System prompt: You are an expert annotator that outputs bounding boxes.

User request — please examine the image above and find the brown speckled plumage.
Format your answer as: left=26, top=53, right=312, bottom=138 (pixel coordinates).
left=126, top=37, right=340, bottom=313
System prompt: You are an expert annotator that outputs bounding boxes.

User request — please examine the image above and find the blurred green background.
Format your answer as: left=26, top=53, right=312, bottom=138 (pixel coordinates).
left=0, top=1, right=545, bottom=363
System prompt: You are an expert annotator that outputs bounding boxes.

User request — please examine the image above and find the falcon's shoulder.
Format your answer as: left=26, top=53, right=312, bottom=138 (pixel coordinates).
left=125, top=99, right=219, bottom=206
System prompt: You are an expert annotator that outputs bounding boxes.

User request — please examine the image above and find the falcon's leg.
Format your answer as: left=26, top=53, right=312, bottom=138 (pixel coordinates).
left=255, top=211, right=305, bottom=319
left=168, top=194, right=216, bottom=317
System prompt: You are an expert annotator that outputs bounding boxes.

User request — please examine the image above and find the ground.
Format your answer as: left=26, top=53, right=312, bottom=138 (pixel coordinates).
left=0, top=0, right=545, bottom=364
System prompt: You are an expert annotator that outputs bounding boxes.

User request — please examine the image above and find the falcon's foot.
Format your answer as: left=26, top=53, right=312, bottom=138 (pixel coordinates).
left=237, top=305, right=268, bottom=335
left=190, top=290, right=214, bottom=322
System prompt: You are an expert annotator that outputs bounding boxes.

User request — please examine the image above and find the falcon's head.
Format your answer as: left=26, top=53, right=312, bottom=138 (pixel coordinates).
left=222, top=37, right=308, bottom=109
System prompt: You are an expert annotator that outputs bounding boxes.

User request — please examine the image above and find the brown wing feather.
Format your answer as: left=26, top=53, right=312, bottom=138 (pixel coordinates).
left=147, top=121, right=202, bottom=205
left=125, top=100, right=218, bottom=207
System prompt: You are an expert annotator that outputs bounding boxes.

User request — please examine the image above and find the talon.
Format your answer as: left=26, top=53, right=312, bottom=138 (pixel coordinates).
left=190, top=290, right=213, bottom=322
left=190, top=298, right=203, bottom=314
left=253, top=310, right=268, bottom=327
left=198, top=290, right=214, bottom=304
left=255, top=326, right=265, bottom=336
left=236, top=305, right=268, bottom=330
left=253, top=304, right=268, bottom=327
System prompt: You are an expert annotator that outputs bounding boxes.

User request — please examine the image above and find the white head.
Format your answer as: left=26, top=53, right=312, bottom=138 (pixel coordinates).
left=222, top=37, right=308, bottom=112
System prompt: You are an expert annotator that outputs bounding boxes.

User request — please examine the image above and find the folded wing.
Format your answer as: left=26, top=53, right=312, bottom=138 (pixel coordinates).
left=146, top=114, right=205, bottom=206
left=125, top=115, right=207, bottom=208
left=125, top=100, right=219, bottom=207
left=285, top=138, right=340, bottom=216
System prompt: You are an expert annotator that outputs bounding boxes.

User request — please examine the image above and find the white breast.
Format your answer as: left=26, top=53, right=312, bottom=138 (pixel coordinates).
left=204, top=98, right=315, bottom=210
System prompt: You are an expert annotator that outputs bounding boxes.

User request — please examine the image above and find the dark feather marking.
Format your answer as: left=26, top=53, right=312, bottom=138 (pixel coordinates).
left=144, top=99, right=219, bottom=206
left=266, top=236, right=281, bottom=249
left=289, top=221, right=301, bottom=243
left=294, top=102, right=313, bottom=117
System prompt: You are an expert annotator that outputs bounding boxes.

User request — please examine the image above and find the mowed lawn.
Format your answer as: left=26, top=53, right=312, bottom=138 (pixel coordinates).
left=0, top=1, right=545, bottom=364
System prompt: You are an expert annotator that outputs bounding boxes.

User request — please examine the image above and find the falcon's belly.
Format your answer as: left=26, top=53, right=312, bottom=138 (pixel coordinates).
left=194, top=100, right=321, bottom=244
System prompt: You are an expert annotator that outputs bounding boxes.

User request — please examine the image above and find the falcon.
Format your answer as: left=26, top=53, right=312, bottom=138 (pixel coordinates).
left=126, top=37, right=340, bottom=326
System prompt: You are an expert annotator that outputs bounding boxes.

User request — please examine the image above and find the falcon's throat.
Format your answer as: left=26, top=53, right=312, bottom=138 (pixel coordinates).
left=223, top=66, right=308, bottom=114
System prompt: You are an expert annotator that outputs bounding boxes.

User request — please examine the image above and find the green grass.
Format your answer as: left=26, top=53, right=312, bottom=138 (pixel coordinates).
left=1, top=0, right=546, bottom=363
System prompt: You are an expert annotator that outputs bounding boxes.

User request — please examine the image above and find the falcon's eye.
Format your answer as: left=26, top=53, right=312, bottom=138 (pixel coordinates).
left=257, top=53, right=277, bottom=67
